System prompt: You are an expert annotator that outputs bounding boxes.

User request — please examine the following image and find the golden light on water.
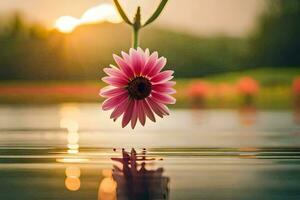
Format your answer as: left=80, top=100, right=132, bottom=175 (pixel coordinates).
left=54, top=3, right=122, bottom=33
left=59, top=104, right=80, bottom=154
left=57, top=158, right=89, bottom=163
left=98, top=169, right=117, bottom=200
left=66, top=166, right=81, bottom=178
left=99, top=178, right=117, bottom=194
left=65, top=166, right=81, bottom=191
left=65, top=177, right=81, bottom=191
left=58, top=105, right=83, bottom=191
left=67, top=132, right=79, bottom=144
left=102, top=169, right=113, bottom=177
left=60, top=117, right=80, bottom=154
left=60, top=118, right=79, bottom=132
left=67, top=144, right=79, bottom=150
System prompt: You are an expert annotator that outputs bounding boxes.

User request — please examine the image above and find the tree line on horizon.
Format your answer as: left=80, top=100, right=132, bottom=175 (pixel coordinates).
left=0, top=0, right=299, bottom=80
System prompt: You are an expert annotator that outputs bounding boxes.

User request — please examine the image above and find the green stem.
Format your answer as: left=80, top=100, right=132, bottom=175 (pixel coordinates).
left=132, top=6, right=141, bottom=49
left=143, top=0, right=168, bottom=27
left=133, top=27, right=139, bottom=49
left=113, top=0, right=132, bottom=25
left=113, top=0, right=168, bottom=49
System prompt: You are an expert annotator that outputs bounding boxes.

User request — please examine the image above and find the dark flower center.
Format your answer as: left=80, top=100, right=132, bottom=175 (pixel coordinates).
left=127, top=76, right=152, bottom=100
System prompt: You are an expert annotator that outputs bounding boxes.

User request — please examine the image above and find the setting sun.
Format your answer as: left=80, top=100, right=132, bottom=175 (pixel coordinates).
left=54, top=3, right=122, bottom=33
left=55, top=16, right=79, bottom=33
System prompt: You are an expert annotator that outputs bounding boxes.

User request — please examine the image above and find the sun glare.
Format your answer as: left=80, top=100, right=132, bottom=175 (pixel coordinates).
left=55, top=16, right=80, bottom=33
left=54, top=3, right=122, bottom=33
left=81, top=4, right=122, bottom=24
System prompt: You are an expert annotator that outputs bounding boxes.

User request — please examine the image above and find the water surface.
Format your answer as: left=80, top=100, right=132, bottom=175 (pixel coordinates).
left=0, top=104, right=300, bottom=200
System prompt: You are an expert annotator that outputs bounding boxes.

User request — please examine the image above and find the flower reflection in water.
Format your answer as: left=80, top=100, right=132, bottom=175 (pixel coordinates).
left=238, top=105, right=257, bottom=127
left=102, top=148, right=170, bottom=200
left=237, top=79, right=258, bottom=127
left=238, top=147, right=258, bottom=159
left=294, top=106, right=300, bottom=125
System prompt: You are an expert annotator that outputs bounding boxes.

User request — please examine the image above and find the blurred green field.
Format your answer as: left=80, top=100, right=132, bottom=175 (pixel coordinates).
left=174, top=67, right=300, bottom=109
left=0, top=67, right=299, bottom=109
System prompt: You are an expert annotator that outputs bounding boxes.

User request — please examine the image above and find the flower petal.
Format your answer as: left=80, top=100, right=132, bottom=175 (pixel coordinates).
left=137, top=47, right=148, bottom=67
left=145, top=48, right=150, bottom=57
left=121, top=51, right=131, bottom=64
left=160, top=104, right=170, bottom=115
left=142, top=99, right=156, bottom=122
left=142, top=51, right=158, bottom=76
left=138, top=100, right=146, bottom=126
left=137, top=47, right=148, bottom=60
left=146, top=97, right=164, bottom=118
left=137, top=47, right=143, bottom=54
left=131, top=101, right=138, bottom=129
left=130, top=50, right=143, bottom=75
left=151, top=92, right=176, bottom=104
left=103, top=67, right=125, bottom=79
left=113, top=54, right=134, bottom=78
left=100, top=87, right=127, bottom=98
left=148, top=57, right=167, bottom=77
left=152, top=81, right=176, bottom=87
left=102, top=76, right=128, bottom=87
left=154, top=99, right=170, bottom=115
left=122, top=100, right=135, bottom=128
left=149, top=96, right=170, bottom=115
left=151, top=70, right=174, bottom=83
left=152, top=84, right=176, bottom=94
left=102, top=93, right=128, bottom=111
left=110, top=97, right=130, bottom=121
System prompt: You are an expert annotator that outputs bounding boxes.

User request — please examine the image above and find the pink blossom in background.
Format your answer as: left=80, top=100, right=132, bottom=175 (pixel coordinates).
left=237, top=77, right=259, bottom=96
left=293, top=77, right=300, bottom=96
left=100, top=48, right=176, bottom=129
left=187, top=81, right=210, bottom=99
left=293, top=77, right=300, bottom=108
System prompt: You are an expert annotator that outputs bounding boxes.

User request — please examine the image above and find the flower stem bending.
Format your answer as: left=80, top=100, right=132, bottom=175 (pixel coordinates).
left=143, top=0, right=168, bottom=27
left=113, top=0, right=132, bottom=25
left=113, top=0, right=168, bottom=49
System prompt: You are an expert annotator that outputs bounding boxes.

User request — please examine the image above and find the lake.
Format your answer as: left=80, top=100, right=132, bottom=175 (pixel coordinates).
left=0, top=104, right=300, bottom=200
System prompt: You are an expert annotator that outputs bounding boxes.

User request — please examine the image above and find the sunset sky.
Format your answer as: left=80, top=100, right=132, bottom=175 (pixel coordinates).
left=0, top=0, right=266, bottom=37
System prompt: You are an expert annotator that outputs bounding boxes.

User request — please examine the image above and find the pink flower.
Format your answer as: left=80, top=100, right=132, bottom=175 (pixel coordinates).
left=100, top=48, right=176, bottom=129
left=293, top=77, right=300, bottom=95
left=237, top=77, right=259, bottom=96
left=187, top=81, right=210, bottom=98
